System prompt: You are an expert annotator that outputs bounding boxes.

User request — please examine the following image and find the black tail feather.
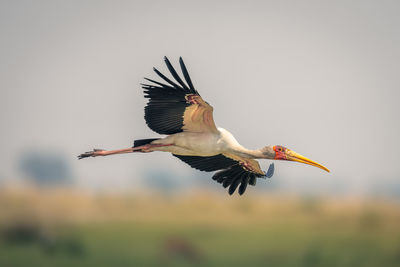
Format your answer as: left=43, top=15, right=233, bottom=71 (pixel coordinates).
left=133, top=138, right=159, bottom=148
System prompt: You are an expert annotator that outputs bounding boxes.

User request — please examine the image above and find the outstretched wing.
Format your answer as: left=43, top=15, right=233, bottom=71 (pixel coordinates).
left=173, top=153, right=274, bottom=195
left=142, top=57, right=217, bottom=135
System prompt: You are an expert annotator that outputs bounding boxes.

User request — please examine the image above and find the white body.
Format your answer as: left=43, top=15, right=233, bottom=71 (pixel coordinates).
left=152, top=127, right=248, bottom=157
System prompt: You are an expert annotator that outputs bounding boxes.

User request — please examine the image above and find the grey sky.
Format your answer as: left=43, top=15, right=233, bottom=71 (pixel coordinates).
left=1, top=0, right=399, bottom=193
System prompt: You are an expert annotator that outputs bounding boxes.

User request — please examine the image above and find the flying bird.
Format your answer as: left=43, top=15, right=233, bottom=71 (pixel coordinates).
left=79, top=57, right=329, bottom=195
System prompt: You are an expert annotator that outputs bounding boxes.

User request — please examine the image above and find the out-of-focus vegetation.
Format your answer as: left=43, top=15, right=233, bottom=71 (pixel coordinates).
left=0, top=188, right=399, bottom=267
left=18, top=151, right=73, bottom=186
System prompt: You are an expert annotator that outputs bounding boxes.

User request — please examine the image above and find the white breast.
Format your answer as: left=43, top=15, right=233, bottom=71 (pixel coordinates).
left=168, top=131, right=221, bottom=156
left=157, top=127, right=244, bottom=157
left=217, top=127, right=242, bottom=150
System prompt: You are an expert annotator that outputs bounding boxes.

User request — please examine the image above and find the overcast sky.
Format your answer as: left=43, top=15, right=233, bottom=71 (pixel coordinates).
left=1, top=0, right=399, bottom=194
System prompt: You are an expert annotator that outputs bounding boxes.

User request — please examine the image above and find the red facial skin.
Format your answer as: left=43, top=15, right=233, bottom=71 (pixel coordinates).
left=273, top=145, right=287, bottom=160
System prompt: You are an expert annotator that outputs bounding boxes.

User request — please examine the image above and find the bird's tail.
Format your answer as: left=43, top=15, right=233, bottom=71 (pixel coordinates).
left=133, top=138, right=160, bottom=148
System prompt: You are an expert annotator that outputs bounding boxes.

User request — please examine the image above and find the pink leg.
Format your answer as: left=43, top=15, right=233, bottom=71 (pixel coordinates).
left=78, top=144, right=173, bottom=159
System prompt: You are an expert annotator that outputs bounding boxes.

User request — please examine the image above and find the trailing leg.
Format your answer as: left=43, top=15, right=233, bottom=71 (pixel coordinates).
left=78, top=147, right=135, bottom=159
left=78, top=143, right=173, bottom=159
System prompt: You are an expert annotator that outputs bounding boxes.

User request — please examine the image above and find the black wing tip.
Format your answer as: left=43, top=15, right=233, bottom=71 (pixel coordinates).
left=212, top=164, right=271, bottom=195
left=249, top=175, right=257, bottom=186
left=163, top=56, right=170, bottom=65
left=163, top=56, right=191, bottom=90
left=238, top=176, right=250, bottom=195
left=164, top=56, right=176, bottom=67
left=152, top=63, right=182, bottom=89
left=178, top=57, right=197, bottom=94
left=151, top=57, right=197, bottom=94
left=228, top=179, right=241, bottom=195
left=164, top=56, right=182, bottom=61
left=164, top=56, right=184, bottom=63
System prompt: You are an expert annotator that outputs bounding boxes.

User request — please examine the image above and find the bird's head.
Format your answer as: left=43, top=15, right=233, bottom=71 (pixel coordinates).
left=262, top=145, right=330, bottom=172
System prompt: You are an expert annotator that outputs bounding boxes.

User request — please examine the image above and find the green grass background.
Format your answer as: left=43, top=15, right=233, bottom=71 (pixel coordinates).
left=0, top=190, right=399, bottom=266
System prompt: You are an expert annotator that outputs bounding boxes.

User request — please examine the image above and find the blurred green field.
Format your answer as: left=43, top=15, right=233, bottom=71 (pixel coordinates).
left=0, top=188, right=399, bottom=266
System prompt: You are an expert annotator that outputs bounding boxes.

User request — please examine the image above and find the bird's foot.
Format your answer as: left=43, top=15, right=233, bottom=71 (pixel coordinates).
left=78, top=149, right=105, bottom=159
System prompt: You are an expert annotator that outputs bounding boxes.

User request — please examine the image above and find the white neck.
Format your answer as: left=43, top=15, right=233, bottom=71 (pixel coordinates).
left=217, top=127, right=274, bottom=159
left=231, top=146, right=271, bottom=159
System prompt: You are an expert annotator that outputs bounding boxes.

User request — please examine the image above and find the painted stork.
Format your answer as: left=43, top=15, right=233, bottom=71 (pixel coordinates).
left=79, top=57, right=329, bottom=195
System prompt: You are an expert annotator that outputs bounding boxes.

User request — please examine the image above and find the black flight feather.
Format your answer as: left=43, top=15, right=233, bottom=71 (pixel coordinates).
left=249, top=175, right=257, bottom=186
left=173, top=154, right=237, bottom=172
left=179, top=57, right=197, bottom=94
left=153, top=67, right=182, bottom=89
left=143, top=78, right=175, bottom=90
left=174, top=153, right=269, bottom=195
left=164, top=57, right=189, bottom=90
left=239, top=175, right=250, bottom=195
left=229, top=175, right=243, bottom=195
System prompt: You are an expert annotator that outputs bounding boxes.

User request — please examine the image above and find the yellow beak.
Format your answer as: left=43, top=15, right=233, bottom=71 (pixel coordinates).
left=285, top=150, right=330, bottom=173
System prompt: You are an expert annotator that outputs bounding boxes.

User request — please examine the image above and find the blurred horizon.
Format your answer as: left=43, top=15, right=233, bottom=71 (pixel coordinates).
left=4, top=146, right=400, bottom=198
left=2, top=155, right=399, bottom=200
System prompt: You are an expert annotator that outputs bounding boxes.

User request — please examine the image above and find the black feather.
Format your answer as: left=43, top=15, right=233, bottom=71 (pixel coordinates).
left=222, top=177, right=233, bottom=188
left=208, top=159, right=270, bottom=195
left=143, top=99, right=188, bottom=134
left=143, top=78, right=175, bottom=90
left=153, top=67, right=181, bottom=89
left=179, top=57, right=197, bottom=94
left=212, top=170, right=226, bottom=181
left=217, top=176, right=225, bottom=183
left=239, top=175, right=250, bottom=195
left=164, top=57, right=190, bottom=90
left=229, top=176, right=242, bottom=195
left=133, top=138, right=159, bottom=148
left=173, top=154, right=237, bottom=172
left=249, top=175, right=257, bottom=186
